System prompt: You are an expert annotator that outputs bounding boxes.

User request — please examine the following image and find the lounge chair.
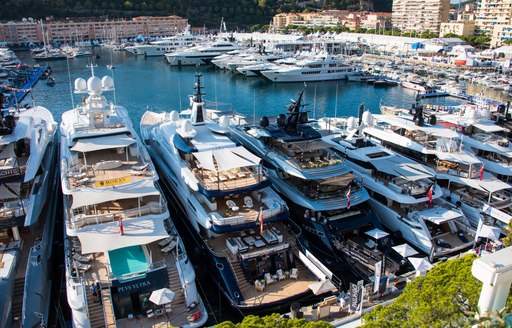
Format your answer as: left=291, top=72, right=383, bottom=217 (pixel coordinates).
left=276, top=269, right=286, bottom=281
left=290, top=268, right=298, bottom=280
left=164, top=303, right=172, bottom=313
left=74, top=261, right=91, bottom=271
left=226, top=200, right=239, bottom=212
left=244, top=196, right=254, bottom=208
left=132, top=163, right=149, bottom=172
left=255, top=280, right=265, bottom=292
left=161, top=239, right=178, bottom=253
left=158, top=236, right=174, bottom=247
left=264, top=272, right=275, bottom=285
left=72, top=253, right=92, bottom=263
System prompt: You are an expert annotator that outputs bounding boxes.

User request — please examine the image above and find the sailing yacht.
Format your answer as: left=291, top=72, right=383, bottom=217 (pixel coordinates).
left=0, top=94, right=58, bottom=328
left=361, top=108, right=512, bottom=231
left=60, top=70, right=207, bottom=327
left=322, top=120, right=475, bottom=260
left=230, top=90, right=398, bottom=282
left=141, top=74, right=325, bottom=312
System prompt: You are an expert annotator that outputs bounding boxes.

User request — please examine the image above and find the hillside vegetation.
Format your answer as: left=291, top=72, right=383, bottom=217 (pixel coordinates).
left=0, top=0, right=392, bottom=29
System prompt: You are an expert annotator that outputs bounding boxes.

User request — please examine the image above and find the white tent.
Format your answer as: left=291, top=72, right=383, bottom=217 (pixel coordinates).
left=408, top=257, right=434, bottom=272
left=477, top=224, right=502, bottom=241
left=149, top=287, right=175, bottom=305
left=365, top=228, right=389, bottom=240
left=308, top=279, right=337, bottom=295
left=392, top=243, right=419, bottom=258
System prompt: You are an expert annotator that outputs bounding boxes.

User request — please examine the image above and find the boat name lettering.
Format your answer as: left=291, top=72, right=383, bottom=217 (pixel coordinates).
left=117, top=281, right=151, bottom=293
left=95, top=176, right=131, bottom=188
left=0, top=167, right=20, bottom=177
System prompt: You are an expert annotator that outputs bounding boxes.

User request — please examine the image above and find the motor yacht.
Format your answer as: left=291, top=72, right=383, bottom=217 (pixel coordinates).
left=230, top=89, right=398, bottom=283
left=322, top=118, right=475, bottom=260
left=164, top=40, right=241, bottom=66
left=140, top=74, right=326, bottom=312
left=125, top=26, right=201, bottom=57
left=0, top=93, right=58, bottom=328
left=60, top=69, right=207, bottom=327
left=260, top=54, right=356, bottom=83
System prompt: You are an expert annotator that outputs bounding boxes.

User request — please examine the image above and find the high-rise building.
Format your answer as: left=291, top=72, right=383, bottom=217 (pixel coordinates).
left=475, top=0, right=512, bottom=35
left=392, top=0, right=450, bottom=35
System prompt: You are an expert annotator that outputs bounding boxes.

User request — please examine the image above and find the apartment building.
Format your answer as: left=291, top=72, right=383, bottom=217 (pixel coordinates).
left=439, top=20, right=476, bottom=37
left=360, top=13, right=392, bottom=31
left=0, top=16, right=187, bottom=45
left=392, top=0, right=450, bottom=34
left=475, top=0, right=512, bottom=35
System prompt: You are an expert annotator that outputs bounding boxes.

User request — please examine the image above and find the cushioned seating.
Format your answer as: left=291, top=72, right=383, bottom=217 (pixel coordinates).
left=244, top=196, right=254, bottom=208
left=161, top=239, right=178, bottom=253
left=276, top=269, right=286, bottom=281
left=290, top=268, right=298, bottom=280
left=264, top=273, right=275, bottom=285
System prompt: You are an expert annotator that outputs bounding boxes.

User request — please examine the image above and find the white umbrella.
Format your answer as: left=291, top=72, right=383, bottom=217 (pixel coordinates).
left=477, top=224, right=502, bottom=241
left=308, top=279, right=337, bottom=295
left=392, top=243, right=419, bottom=258
left=365, top=228, right=390, bottom=240
left=149, top=287, right=175, bottom=305
left=408, top=257, right=434, bottom=272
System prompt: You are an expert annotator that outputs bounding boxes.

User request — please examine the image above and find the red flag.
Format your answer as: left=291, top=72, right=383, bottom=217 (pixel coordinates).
left=346, top=187, right=351, bottom=209
left=479, top=163, right=485, bottom=181
left=259, top=209, right=264, bottom=234
left=119, top=216, right=124, bottom=236
left=427, top=185, right=433, bottom=207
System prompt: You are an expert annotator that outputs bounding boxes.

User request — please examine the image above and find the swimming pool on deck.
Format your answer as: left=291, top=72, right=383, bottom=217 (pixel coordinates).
left=108, top=245, right=149, bottom=278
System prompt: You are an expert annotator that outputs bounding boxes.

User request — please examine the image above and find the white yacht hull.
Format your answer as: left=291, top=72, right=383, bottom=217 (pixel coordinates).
left=262, top=70, right=355, bottom=83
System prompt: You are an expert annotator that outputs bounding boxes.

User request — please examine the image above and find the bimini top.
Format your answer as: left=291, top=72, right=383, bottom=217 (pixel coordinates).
left=71, top=180, right=160, bottom=209
left=70, top=135, right=136, bottom=152
left=192, top=146, right=261, bottom=172
left=75, top=215, right=169, bottom=254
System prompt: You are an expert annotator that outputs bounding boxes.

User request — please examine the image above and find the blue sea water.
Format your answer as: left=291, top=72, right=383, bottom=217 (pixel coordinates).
left=17, top=48, right=463, bottom=130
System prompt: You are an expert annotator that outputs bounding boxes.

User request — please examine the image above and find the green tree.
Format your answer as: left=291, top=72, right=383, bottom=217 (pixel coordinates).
left=361, top=254, right=482, bottom=327
left=215, top=313, right=333, bottom=327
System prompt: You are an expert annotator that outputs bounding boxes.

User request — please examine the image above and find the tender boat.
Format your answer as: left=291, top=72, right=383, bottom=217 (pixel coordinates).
left=60, top=69, right=207, bottom=327
left=0, top=91, right=58, bottom=328
left=141, top=74, right=326, bottom=312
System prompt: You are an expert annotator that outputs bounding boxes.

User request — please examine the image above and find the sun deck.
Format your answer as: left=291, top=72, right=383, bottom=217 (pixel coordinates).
left=63, top=145, right=154, bottom=190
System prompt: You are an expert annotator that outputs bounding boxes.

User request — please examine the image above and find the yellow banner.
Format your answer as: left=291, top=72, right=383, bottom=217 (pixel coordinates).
left=95, top=176, right=131, bottom=188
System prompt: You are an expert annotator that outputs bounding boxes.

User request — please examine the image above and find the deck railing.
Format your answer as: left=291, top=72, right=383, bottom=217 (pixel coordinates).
left=67, top=200, right=167, bottom=230
left=210, top=201, right=287, bottom=226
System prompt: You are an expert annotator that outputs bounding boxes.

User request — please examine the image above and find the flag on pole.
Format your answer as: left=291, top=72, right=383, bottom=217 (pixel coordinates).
left=346, top=187, right=352, bottom=209
left=480, top=163, right=485, bottom=181
left=259, top=208, right=264, bottom=234
left=118, top=215, right=124, bottom=236
left=427, top=185, right=433, bottom=207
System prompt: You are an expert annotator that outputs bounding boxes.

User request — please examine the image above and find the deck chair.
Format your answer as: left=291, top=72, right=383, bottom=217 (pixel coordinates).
left=244, top=196, right=254, bottom=208
left=72, top=253, right=92, bottom=263
left=290, top=268, right=298, bottom=280
left=226, top=200, right=239, bottom=212
left=158, top=236, right=174, bottom=247
left=74, top=261, right=91, bottom=271
left=264, top=272, right=275, bottom=285
left=131, top=163, right=149, bottom=171
left=164, top=303, right=172, bottom=313
left=276, top=269, right=286, bottom=281
left=161, top=239, right=178, bottom=254
left=255, top=280, right=265, bottom=292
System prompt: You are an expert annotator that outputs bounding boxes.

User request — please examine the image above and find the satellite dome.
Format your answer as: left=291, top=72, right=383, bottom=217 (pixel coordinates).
left=219, top=115, right=229, bottom=129
left=362, top=111, right=374, bottom=127
left=87, top=76, right=102, bottom=94
left=101, top=76, right=114, bottom=90
left=182, top=119, right=193, bottom=133
left=346, top=116, right=357, bottom=130
left=74, top=78, right=87, bottom=92
left=466, top=109, right=478, bottom=120
left=169, top=110, right=179, bottom=122
left=480, top=108, right=491, bottom=119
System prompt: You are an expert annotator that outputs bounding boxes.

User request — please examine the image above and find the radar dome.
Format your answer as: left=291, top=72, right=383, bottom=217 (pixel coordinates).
left=466, top=109, right=478, bottom=120
left=169, top=110, right=179, bottom=122
left=219, top=115, right=229, bottom=129
left=101, top=76, right=114, bottom=90
left=346, top=116, right=357, bottom=130
left=480, top=108, right=491, bottom=119
left=87, top=76, right=102, bottom=94
left=361, top=111, right=374, bottom=127
left=181, top=119, right=193, bottom=133
left=74, top=78, right=87, bottom=92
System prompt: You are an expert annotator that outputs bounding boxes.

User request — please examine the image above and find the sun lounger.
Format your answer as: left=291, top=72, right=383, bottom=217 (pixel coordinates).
left=161, top=239, right=178, bottom=254
left=226, top=200, right=239, bottom=212
left=158, top=237, right=174, bottom=247
left=131, top=163, right=149, bottom=171
left=74, top=261, right=91, bottom=271
left=244, top=196, right=254, bottom=208
left=72, top=253, right=92, bottom=263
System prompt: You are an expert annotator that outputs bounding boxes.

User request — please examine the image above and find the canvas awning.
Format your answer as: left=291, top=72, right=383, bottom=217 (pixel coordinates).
left=214, top=148, right=255, bottom=171
left=71, top=135, right=136, bottom=152
left=193, top=146, right=260, bottom=172
left=419, top=208, right=461, bottom=224
left=473, top=122, right=507, bottom=133
left=75, top=216, right=169, bottom=254
left=71, top=181, right=160, bottom=209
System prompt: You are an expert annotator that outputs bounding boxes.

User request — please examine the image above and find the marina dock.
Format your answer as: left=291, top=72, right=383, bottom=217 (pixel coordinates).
left=3, top=65, right=46, bottom=107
